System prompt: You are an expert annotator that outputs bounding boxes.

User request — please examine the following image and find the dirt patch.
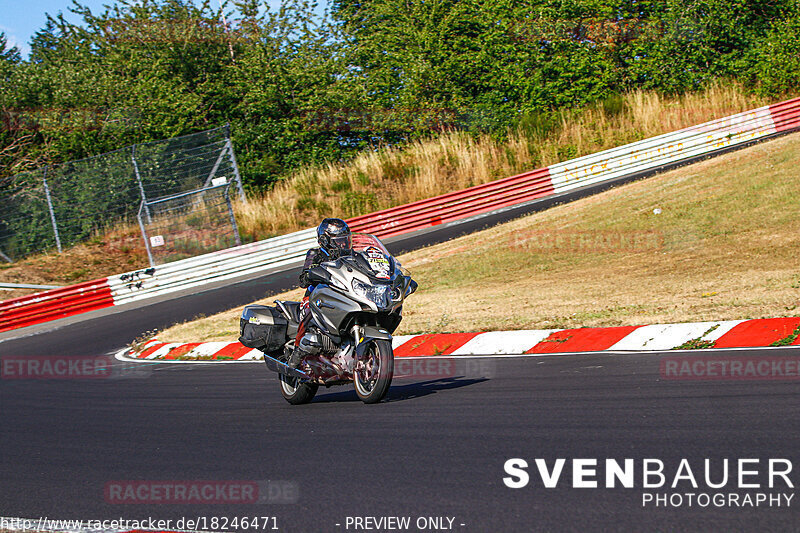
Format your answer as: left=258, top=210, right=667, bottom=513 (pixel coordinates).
left=0, top=229, right=148, bottom=299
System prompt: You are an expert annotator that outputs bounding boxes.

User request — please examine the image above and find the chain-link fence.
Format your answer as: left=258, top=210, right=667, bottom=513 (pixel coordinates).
left=0, top=169, right=56, bottom=261
left=139, top=181, right=242, bottom=266
left=0, top=125, right=244, bottom=262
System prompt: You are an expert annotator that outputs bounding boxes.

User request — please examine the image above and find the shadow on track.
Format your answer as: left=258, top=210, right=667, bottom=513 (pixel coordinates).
left=311, top=376, right=489, bottom=404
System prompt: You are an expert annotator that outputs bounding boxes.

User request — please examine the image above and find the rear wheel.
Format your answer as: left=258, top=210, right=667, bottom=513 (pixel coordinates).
left=354, top=339, right=394, bottom=404
left=278, top=373, right=318, bottom=405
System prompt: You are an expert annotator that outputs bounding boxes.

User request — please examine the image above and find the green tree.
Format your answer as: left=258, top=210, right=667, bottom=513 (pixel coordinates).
left=749, top=2, right=800, bottom=96
left=0, top=33, right=21, bottom=64
left=0, top=0, right=361, bottom=188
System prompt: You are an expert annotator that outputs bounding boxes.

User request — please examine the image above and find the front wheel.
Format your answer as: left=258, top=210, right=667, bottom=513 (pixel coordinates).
left=278, top=373, right=318, bottom=405
left=354, top=339, right=394, bottom=404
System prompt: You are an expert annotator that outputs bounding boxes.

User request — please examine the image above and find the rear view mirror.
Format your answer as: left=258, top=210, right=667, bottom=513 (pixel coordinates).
left=405, top=278, right=418, bottom=296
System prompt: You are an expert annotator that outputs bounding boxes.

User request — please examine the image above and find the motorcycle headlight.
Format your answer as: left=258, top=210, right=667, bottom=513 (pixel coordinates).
left=351, top=279, right=391, bottom=308
left=391, top=287, right=402, bottom=301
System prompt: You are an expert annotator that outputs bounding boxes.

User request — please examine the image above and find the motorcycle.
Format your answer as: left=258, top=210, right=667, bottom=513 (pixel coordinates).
left=239, top=233, right=417, bottom=404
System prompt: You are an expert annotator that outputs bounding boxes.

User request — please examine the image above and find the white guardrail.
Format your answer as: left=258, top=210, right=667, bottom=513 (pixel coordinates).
left=108, top=229, right=316, bottom=305
left=0, top=282, right=63, bottom=291
left=547, top=105, right=778, bottom=194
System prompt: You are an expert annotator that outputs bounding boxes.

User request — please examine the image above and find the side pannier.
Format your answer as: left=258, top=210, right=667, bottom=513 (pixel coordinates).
left=239, top=305, right=288, bottom=352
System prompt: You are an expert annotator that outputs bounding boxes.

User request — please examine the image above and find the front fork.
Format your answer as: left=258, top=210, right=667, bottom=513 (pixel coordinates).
left=352, top=323, right=393, bottom=379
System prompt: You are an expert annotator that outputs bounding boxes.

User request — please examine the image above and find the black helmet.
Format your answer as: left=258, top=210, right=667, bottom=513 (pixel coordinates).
left=317, top=218, right=352, bottom=258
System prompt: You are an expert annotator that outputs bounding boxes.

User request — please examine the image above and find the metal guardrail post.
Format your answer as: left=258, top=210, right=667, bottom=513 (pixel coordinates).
left=137, top=201, right=156, bottom=267
left=42, top=166, right=63, bottom=253
left=204, top=143, right=229, bottom=188
left=225, top=123, right=246, bottom=202
left=132, top=145, right=151, bottom=224
left=224, top=184, right=243, bottom=247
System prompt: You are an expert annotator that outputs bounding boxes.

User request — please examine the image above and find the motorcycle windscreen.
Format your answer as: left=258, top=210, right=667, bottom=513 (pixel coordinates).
left=351, top=233, right=393, bottom=280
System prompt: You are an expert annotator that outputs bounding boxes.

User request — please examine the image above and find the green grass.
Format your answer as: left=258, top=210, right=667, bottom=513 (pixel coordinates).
left=771, top=324, right=800, bottom=347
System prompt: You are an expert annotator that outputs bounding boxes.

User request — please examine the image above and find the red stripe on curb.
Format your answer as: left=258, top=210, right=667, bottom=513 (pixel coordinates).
left=713, top=318, right=800, bottom=348
left=160, top=343, right=202, bottom=360
left=394, top=333, right=481, bottom=357
left=527, top=326, right=641, bottom=353
left=212, top=342, right=255, bottom=359
left=137, top=342, right=167, bottom=358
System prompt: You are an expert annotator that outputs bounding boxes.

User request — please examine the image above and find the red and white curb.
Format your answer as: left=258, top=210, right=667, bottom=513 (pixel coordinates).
left=116, top=317, right=800, bottom=363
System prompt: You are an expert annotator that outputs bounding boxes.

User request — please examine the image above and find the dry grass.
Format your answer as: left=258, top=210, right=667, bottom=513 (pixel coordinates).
left=155, top=131, right=800, bottom=342
left=235, top=84, right=770, bottom=239
left=0, top=225, right=148, bottom=299
left=157, top=287, right=305, bottom=343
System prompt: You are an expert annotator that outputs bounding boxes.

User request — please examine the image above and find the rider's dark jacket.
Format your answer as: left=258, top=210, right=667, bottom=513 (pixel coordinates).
left=298, top=247, right=329, bottom=289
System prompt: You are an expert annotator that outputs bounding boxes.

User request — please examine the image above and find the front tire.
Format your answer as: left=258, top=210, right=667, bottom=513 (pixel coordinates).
left=354, top=339, right=394, bottom=404
left=278, top=373, right=318, bottom=405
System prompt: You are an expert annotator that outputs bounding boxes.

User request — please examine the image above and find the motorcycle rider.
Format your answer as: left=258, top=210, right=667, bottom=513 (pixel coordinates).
left=290, top=218, right=353, bottom=368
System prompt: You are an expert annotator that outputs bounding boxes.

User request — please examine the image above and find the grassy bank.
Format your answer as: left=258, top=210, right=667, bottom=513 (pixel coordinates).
left=0, top=84, right=775, bottom=298
left=155, top=130, right=800, bottom=343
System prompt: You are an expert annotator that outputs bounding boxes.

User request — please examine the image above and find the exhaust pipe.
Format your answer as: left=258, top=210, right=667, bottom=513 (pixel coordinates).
left=263, top=352, right=311, bottom=380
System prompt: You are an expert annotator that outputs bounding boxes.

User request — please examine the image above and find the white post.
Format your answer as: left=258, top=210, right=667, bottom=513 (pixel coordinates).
left=42, top=166, right=62, bottom=253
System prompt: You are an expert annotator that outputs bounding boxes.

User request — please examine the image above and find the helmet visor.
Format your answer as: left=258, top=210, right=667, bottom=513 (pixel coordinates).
left=330, top=234, right=352, bottom=251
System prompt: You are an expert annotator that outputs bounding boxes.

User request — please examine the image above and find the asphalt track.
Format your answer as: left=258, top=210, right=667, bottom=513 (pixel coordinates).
left=1, top=349, right=800, bottom=532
